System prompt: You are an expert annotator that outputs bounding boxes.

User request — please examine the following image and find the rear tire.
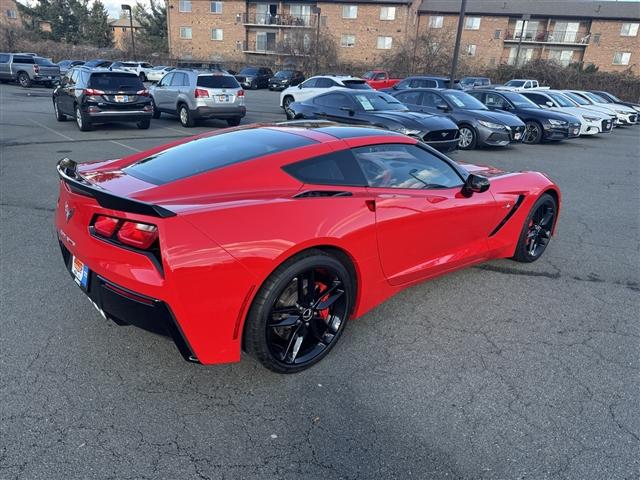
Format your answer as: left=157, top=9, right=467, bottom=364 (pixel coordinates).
left=512, top=193, right=557, bottom=263
left=244, top=250, right=353, bottom=373
left=17, top=72, right=31, bottom=88
left=178, top=104, right=195, bottom=127
left=75, top=105, right=92, bottom=131
left=53, top=99, right=66, bottom=121
left=137, top=119, right=151, bottom=129
left=226, top=117, right=241, bottom=127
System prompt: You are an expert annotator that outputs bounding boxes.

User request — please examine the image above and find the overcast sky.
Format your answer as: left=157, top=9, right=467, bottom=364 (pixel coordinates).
left=101, top=0, right=150, bottom=18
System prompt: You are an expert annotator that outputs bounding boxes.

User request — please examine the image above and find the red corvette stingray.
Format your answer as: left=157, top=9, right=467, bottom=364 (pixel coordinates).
left=55, top=123, right=560, bottom=373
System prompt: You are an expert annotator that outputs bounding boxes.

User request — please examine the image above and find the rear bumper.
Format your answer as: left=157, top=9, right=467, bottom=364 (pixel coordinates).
left=58, top=239, right=197, bottom=362
left=193, top=105, right=246, bottom=119
left=33, top=75, right=59, bottom=83
left=87, top=110, right=153, bottom=123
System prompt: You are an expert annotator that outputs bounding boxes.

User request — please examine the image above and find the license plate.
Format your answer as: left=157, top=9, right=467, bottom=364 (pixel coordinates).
left=115, top=95, right=129, bottom=102
left=514, top=132, right=521, bottom=140
left=71, top=256, right=89, bottom=289
left=216, top=95, right=229, bottom=103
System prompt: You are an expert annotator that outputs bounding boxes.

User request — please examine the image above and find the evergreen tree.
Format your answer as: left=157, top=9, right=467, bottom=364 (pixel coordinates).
left=85, top=0, right=113, bottom=47
left=134, top=0, right=167, bottom=53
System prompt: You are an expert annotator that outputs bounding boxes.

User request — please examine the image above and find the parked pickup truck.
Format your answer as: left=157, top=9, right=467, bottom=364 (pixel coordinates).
left=495, top=79, right=549, bottom=92
left=362, top=70, right=402, bottom=90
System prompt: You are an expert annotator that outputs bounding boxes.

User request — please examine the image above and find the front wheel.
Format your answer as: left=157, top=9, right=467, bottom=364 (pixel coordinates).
left=523, top=121, right=543, bottom=144
left=244, top=250, right=353, bottom=373
left=283, top=96, right=295, bottom=120
left=458, top=125, right=477, bottom=150
left=512, top=193, right=557, bottom=263
left=53, top=99, right=66, bottom=121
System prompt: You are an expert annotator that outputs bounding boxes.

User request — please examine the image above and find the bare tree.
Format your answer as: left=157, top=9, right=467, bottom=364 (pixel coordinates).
left=276, top=28, right=338, bottom=74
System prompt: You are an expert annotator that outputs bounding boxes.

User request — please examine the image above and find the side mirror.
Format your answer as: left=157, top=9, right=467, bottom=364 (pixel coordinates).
left=545, top=101, right=554, bottom=108
left=298, top=84, right=303, bottom=89
left=436, top=104, right=449, bottom=112
left=461, top=174, right=490, bottom=197
left=340, top=106, right=355, bottom=116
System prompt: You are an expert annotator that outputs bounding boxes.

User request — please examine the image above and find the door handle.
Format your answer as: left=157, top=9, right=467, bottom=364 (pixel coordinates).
left=425, top=195, right=447, bottom=204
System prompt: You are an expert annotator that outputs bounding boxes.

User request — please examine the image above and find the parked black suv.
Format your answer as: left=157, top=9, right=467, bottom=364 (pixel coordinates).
left=268, top=70, right=305, bottom=91
left=235, top=67, right=273, bottom=89
left=52, top=67, right=153, bottom=131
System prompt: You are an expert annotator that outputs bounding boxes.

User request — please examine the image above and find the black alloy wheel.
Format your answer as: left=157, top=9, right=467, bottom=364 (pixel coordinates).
left=244, top=250, right=353, bottom=373
left=523, top=121, right=543, bottom=144
left=513, top=193, right=557, bottom=262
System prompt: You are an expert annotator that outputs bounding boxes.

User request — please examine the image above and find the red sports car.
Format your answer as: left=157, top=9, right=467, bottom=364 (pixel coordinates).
left=55, top=123, right=560, bottom=373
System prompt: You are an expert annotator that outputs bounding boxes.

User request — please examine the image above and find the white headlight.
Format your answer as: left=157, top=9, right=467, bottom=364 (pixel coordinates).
left=478, top=120, right=504, bottom=129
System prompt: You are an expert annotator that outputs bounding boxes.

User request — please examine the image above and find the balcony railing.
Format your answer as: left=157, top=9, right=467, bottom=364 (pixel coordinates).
left=242, top=13, right=316, bottom=27
left=242, top=40, right=311, bottom=56
left=505, top=30, right=590, bottom=45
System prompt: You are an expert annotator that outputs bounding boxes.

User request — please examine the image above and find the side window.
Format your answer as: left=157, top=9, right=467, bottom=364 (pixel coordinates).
left=301, top=78, right=317, bottom=88
left=316, top=78, right=336, bottom=88
left=397, top=79, right=410, bottom=89
left=282, top=150, right=367, bottom=186
left=69, top=70, right=80, bottom=85
left=485, top=93, right=507, bottom=108
left=524, top=93, right=546, bottom=106
left=352, top=144, right=463, bottom=189
left=160, top=73, right=174, bottom=87
left=395, top=91, right=422, bottom=105
left=422, top=92, right=446, bottom=108
left=314, top=93, right=350, bottom=108
left=374, top=72, right=385, bottom=80
left=0, top=54, right=10, bottom=63
left=170, top=72, right=186, bottom=86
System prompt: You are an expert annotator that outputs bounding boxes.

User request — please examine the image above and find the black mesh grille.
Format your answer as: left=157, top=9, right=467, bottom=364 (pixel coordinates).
left=423, top=129, right=458, bottom=141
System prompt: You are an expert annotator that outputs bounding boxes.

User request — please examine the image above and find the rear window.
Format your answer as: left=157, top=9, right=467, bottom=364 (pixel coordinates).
left=240, top=67, right=258, bottom=75
left=35, top=57, right=56, bottom=66
left=124, top=129, right=316, bottom=185
left=89, top=73, right=144, bottom=90
left=196, top=75, right=240, bottom=89
left=342, top=80, right=371, bottom=90
left=13, top=56, right=35, bottom=64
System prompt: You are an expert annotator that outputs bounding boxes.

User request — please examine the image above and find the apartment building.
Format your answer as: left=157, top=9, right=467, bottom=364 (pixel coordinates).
left=418, top=0, right=640, bottom=73
left=1, top=0, right=21, bottom=26
left=109, top=14, right=142, bottom=50
left=166, top=0, right=415, bottom=66
left=166, top=0, right=640, bottom=72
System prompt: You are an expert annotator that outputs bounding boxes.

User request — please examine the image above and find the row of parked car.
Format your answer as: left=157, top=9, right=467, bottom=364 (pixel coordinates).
left=276, top=74, right=639, bottom=152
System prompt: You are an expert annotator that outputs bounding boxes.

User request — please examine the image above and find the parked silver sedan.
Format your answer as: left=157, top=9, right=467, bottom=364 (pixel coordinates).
left=149, top=69, right=246, bottom=127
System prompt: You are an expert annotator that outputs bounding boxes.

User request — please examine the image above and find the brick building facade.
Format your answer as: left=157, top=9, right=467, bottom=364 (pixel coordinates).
left=166, top=0, right=640, bottom=73
left=0, top=0, right=21, bottom=27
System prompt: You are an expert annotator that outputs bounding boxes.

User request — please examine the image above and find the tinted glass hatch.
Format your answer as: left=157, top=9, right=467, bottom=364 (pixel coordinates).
left=197, top=75, right=240, bottom=88
left=89, top=73, right=144, bottom=91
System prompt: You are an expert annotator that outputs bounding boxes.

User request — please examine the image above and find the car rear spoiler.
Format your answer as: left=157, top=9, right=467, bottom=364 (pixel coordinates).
left=56, top=158, right=176, bottom=218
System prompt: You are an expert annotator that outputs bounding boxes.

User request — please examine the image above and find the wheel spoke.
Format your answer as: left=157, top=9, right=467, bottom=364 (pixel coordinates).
left=539, top=209, right=554, bottom=227
left=268, top=314, right=300, bottom=328
left=281, top=324, right=303, bottom=362
left=311, top=282, right=341, bottom=308
left=315, top=289, right=344, bottom=310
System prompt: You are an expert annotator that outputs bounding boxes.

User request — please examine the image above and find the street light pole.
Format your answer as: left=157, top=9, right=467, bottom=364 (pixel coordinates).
left=449, top=0, right=467, bottom=87
left=514, top=14, right=530, bottom=67
left=122, top=4, right=136, bottom=60
left=311, top=6, right=321, bottom=74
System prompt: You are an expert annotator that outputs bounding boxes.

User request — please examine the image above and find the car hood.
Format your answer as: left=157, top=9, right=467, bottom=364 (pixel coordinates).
left=550, top=106, right=607, bottom=120
left=602, top=102, right=636, bottom=114
left=520, top=108, right=579, bottom=123
left=371, top=110, right=458, bottom=130
left=457, top=162, right=510, bottom=178
left=467, top=109, right=524, bottom=126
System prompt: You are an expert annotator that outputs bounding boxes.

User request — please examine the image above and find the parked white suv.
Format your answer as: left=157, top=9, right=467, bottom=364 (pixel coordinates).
left=280, top=75, right=371, bottom=118
left=109, top=61, right=154, bottom=81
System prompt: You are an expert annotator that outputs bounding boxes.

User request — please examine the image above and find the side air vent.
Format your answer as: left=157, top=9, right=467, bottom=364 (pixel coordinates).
left=489, top=195, right=525, bottom=237
left=294, top=190, right=353, bottom=198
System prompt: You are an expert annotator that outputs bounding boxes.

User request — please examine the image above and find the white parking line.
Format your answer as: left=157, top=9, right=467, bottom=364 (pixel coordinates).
left=29, top=119, right=75, bottom=142
left=163, top=126, right=189, bottom=135
left=109, top=140, right=141, bottom=152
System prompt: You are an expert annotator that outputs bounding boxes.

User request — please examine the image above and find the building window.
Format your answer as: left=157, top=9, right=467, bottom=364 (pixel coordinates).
left=210, top=1, right=222, bottom=14
left=620, top=23, right=639, bottom=37
left=489, top=57, right=496, bottom=66
left=613, top=52, right=631, bottom=65
left=377, top=36, right=393, bottom=49
left=464, top=17, right=481, bottom=30
left=494, top=29, right=501, bottom=39
left=342, top=5, right=357, bottom=19
left=549, top=49, right=574, bottom=66
left=179, top=26, right=192, bottom=39
left=6, top=9, right=17, bottom=19
left=593, top=33, right=601, bottom=45
left=380, top=7, right=396, bottom=21
left=466, top=44, right=477, bottom=56
left=211, top=28, right=223, bottom=40
left=341, top=34, right=356, bottom=47
left=429, top=15, right=443, bottom=28
left=179, top=0, right=191, bottom=13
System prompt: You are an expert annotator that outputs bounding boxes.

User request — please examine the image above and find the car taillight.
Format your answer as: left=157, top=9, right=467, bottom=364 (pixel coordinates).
left=194, top=88, right=209, bottom=98
left=94, top=216, right=120, bottom=237
left=237, top=90, right=245, bottom=97
left=34, top=64, right=40, bottom=74
left=136, top=89, right=149, bottom=96
left=93, top=216, right=158, bottom=250
left=117, top=221, right=158, bottom=249
left=84, top=88, right=105, bottom=96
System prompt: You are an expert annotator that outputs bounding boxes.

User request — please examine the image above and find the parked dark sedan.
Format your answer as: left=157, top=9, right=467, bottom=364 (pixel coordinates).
left=468, top=89, right=582, bottom=143
left=57, top=60, right=85, bottom=75
left=381, top=76, right=463, bottom=93
left=390, top=88, right=525, bottom=150
left=53, top=67, right=152, bottom=131
left=235, top=66, right=273, bottom=89
left=589, top=90, right=640, bottom=115
left=269, top=70, right=305, bottom=91
left=287, top=89, right=460, bottom=152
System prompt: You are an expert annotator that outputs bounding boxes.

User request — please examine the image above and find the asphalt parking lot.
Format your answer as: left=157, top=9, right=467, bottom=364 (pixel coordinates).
left=1, top=83, right=638, bottom=480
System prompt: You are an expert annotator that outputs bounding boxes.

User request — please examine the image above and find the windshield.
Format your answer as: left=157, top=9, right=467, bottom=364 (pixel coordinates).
left=505, top=80, right=525, bottom=87
left=240, top=67, right=258, bottom=75
left=197, top=75, right=240, bottom=89
left=343, top=80, right=371, bottom=90
left=354, top=92, right=407, bottom=111
left=562, top=92, right=589, bottom=105
left=274, top=71, right=293, bottom=78
left=443, top=90, right=487, bottom=109
left=361, top=71, right=376, bottom=80
left=549, top=93, right=577, bottom=107
left=503, top=92, right=539, bottom=108
left=583, top=91, right=606, bottom=103
left=89, top=73, right=144, bottom=91
left=152, top=65, right=167, bottom=70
